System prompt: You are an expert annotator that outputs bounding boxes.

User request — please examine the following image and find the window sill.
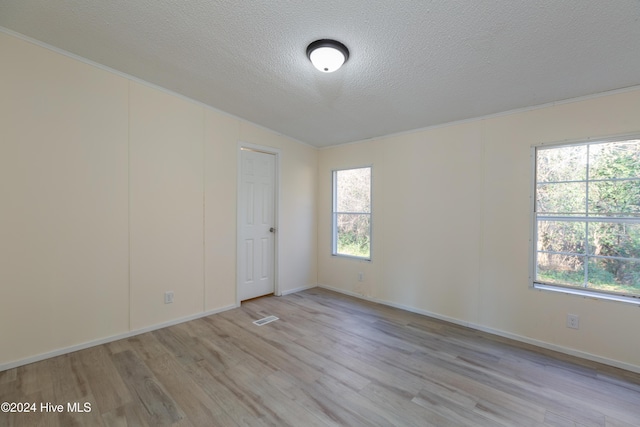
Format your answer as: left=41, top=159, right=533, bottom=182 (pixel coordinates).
left=332, top=253, right=371, bottom=262
left=533, top=282, right=640, bottom=306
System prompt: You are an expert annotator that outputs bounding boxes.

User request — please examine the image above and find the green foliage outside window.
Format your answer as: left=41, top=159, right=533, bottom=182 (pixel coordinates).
left=333, top=168, right=371, bottom=259
left=535, top=140, right=640, bottom=297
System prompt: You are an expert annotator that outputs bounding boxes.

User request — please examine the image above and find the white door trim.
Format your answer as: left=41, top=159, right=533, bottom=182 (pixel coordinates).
left=236, top=141, right=281, bottom=305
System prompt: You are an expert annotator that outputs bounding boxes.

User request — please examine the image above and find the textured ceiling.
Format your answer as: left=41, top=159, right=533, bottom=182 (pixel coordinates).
left=1, top=1, right=640, bottom=147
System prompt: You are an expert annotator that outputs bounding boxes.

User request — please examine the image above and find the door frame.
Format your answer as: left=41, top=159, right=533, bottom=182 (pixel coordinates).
left=236, top=141, right=281, bottom=305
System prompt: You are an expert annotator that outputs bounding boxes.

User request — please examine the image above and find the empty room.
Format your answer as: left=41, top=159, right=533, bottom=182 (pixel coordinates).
left=2, top=1, right=640, bottom=426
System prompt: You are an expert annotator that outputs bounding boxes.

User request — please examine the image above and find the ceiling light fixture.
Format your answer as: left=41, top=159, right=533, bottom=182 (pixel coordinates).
left=306, top=39, right=349, bottom=73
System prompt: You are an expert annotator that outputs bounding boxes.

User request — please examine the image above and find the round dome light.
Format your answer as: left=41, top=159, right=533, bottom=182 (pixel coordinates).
left=306, top=39, right=349, bottom=73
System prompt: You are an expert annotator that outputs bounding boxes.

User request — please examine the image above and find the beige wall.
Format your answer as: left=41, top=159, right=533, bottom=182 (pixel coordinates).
left=3, top=27, right=639, bottom=373
left=318, top=89, right=640, bottom=370
left=1, top=30, right=130, bottom=365
left=0, top=32, right=318, bottom=367
left=129, top=82, right=206, bottom=329
left=238, top=124, right=319, bottom=295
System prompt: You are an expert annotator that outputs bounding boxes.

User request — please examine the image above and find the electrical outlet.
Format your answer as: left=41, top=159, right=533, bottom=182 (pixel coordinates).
left=567, top=314, right=579, bottom=329
left=164, top=291, right=174, bottom=304
left=358, top=272, right=364, bottom=282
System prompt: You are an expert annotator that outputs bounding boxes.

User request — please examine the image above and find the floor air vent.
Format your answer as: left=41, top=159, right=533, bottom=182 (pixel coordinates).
left=253, top=315, right=279, bottom=326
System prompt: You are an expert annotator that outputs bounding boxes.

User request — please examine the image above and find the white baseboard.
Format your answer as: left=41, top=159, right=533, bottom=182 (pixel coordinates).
left=6, top=284, right=639, bottom=375
left=317, top=284, right=640, bottom=374
left=0, top=303, right=238, bottom=372
left=280, top=284, right=317, bottom=296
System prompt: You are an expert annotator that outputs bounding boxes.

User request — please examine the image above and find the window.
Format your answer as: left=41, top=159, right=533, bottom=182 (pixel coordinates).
left=332, top=167, right=371, bottom=260
left=533, top=138, right=640, bottom=301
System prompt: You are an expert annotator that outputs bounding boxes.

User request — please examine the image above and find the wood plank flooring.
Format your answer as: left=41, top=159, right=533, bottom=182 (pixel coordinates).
left=2, top=287, right=640, bottom=426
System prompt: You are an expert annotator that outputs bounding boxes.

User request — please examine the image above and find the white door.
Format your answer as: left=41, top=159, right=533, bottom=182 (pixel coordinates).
left=239, top=149, right=276, bottom=301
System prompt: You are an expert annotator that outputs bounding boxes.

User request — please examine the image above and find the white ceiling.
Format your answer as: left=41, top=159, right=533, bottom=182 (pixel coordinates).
left=1, top=1, right=640, bottom=147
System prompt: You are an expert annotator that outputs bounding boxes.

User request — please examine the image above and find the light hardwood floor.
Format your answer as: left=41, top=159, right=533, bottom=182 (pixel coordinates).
left=1, top=288, right=640, bottom=426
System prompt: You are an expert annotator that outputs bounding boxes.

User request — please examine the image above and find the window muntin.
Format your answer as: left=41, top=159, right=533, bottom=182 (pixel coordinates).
left=332, top=167, right=371, bottom=260
left=533, top=139, right=640, bottom=300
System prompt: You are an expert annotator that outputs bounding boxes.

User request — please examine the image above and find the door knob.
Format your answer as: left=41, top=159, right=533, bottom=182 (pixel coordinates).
left=269, top=227, right=276, bottom=233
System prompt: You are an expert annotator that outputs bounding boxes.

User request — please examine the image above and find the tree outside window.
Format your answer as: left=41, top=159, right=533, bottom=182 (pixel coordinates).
left=534, top=139, right=640, bottom=299
left=333, top=167, right=371, bottom=259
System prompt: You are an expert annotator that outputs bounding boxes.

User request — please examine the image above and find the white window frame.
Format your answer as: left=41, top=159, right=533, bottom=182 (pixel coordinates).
left=530, top=134, right=640, bottom=305
left=332, top=166, right=372, bottom=261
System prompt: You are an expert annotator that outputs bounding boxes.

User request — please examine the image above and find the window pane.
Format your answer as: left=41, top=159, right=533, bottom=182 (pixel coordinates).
left=336, top=168, right=371, bottom=213
left=536, top=182, right=586, bottom=214
left=537, top=221, right=586, bottom=254
left=536, top=253, right=585, bottom=287
left=537, top=145, right=587, bottom=183
left=336, top=213, right=370, bottom=258
left=588, top=222, right=640, bottom=259
left=588, top=180, right=640, bottom=216
left=587, top=258, right=640, bottom=296
left=589, top=140, right=640, bottom=180
left=534, top=139, right=640, bottom=300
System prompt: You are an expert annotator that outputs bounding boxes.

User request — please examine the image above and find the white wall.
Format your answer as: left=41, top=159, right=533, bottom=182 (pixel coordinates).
left=0, top=32, right=317, bottom=368
left=318, top=89, right=640, bottom=371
